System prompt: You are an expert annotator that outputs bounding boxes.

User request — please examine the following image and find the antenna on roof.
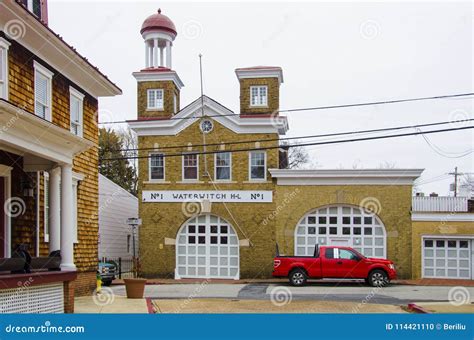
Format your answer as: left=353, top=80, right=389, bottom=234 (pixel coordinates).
left=199, top=54, right=208, bottom=174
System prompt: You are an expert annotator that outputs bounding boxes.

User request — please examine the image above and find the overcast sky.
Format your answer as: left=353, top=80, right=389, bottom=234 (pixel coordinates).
left=49, top=0, right=473, bottom=196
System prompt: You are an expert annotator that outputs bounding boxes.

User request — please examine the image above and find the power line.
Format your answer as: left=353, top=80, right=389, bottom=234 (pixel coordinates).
left=99, top=125, right=473, bottom=162
left=106, top=118, right=474, bottom=153
left=98, top=92, right=474, bottom=125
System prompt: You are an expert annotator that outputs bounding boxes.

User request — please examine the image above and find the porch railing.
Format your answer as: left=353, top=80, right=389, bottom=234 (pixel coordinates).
left=412, top=196, right=468, bottom=212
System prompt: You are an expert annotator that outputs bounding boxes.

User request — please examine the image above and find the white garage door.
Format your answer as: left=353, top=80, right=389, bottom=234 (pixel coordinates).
left=176, top=214, right=239, bottom=279
left=295, top=205, right=386, bottom=258
left=422, top=239, right=472, bottom=279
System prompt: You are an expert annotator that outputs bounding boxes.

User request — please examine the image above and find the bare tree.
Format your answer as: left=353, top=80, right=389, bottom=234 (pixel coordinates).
left=285, top=143, right=310, bottom=169
left=116, top=126, right=138, bottom=195
left=460, top=174, right=474, bottom=197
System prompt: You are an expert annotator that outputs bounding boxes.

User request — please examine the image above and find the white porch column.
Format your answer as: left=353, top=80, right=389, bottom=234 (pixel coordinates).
left=60, top=164, right=75, bottom=270
left=153, top=39, right=159, bottom=67
left=166, top=40, right=172, bottom=68
left=145, top=41, right=150, bottom=68
left=160, top=47, right=164, bottom=67
left=49, top=167, right=61, bottom=253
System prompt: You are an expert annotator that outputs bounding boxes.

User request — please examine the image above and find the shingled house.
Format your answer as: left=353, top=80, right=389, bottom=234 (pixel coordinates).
left=0, top=0, right=121, bottom=313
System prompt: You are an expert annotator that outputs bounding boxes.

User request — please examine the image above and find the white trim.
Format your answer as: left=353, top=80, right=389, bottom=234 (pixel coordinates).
left=0, top=0, right=121, bottom=97
left=0, top=100, right=94, bottom=164
left=128, top=95, right=289, bottom=136
left=248, top=151, right=267, bottom=181
left=69, top=86, right=84, bottom=137
left=147, top=89, right=164, bottom=110
left=43, top=171, right=50, bottom=243
left=36, top=171, right=40, bottom=255
left=0, top=165, right=12, bottom=257
left=182, top=154, right=199, bottom=181
left=269, top=169, right=424, bottom=185
left=249, top=85, right=268, bottom=107
left=235, top=67, right=284, bottom=84
left=412, top=213, right=474, bottom=222
left=214, top=152, right=232, bottom=181
left=0, top=37, right=10, bottom=101
left=33, top=60, right=53, bottom=122
left=133, top=70, right=184, bottom=90
left=149, top=153, right=165, bottom=181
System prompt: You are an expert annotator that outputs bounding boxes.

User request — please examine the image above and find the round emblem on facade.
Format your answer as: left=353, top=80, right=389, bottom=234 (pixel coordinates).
left=200, top=119, right=213, bottom=133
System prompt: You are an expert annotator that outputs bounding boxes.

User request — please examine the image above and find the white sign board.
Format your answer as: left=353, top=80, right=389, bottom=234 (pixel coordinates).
left=127, top=218, right=142, bottom=225
left=142, top=191, right=273, bottom=203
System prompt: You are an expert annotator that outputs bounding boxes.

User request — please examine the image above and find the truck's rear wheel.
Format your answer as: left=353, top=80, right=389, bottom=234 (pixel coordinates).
left=289, top=268, right=307, bottom=287
left=368, top=269, right=388, bottom=287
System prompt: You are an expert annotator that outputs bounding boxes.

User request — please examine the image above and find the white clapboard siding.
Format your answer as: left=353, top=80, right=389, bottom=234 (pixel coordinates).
left=412, top=196, right=468, bottom=212
left=98, top=174, right=139, bottom=259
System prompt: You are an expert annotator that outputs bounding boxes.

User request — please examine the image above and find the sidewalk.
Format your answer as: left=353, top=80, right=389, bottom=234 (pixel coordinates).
left=75, top=295, right=150, bottom=314
left=112, top=278, right=474, bottom=287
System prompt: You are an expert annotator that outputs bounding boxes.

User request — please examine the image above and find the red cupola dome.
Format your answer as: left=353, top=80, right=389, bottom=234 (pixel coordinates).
left=140, top=8, right=177, bottom=36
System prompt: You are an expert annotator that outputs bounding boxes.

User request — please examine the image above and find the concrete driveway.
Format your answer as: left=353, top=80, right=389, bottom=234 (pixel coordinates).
left=110, top=282, right=474, bottom=305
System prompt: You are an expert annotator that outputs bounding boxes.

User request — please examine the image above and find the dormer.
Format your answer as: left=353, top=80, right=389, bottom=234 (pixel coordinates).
left=235, top=66, right=283, bottom=116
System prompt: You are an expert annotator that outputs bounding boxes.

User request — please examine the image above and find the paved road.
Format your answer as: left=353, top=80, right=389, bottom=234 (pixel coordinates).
left=110, top=282, right=474, bottom=305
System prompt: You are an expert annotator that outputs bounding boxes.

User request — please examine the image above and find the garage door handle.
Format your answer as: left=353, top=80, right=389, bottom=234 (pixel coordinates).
left=337, top=261, right=343, bottom=265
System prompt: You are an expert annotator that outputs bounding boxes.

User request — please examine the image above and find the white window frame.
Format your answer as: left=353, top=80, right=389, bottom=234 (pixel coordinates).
left=147, top=88, right=164, bottom=110
left=0, top=38, right=11, bottom=100
left=182, top=153, right=199, bottom=181
left=249, top=151, right=267, bottom=181
left=44, top=171, right=50, bottom=242
left=173, top=93, right=177, bottom=114
left=72, top=181, right=78, bottom=244
left=149, top=153, right=165, bottom=181
left=250, top=85, right=268, bottom=107
left=26, top=0, right=41, bottom=18
left=33, top=61, right=53, bottom=121
left=214, top=152, right=232, bottom=181
left=69, top=86, right=84, bottom=137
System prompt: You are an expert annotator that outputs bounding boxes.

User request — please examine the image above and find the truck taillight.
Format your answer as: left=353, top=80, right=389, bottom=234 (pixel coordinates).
left=273, top=259, right=281, bottom=268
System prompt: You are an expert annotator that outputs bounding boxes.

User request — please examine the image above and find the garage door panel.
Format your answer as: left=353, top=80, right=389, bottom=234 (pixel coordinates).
left=176, top=214, right=239, bottom=279
left=423, top=238, right=472, bottom=279
left=295, top=205, right=387, bottom=258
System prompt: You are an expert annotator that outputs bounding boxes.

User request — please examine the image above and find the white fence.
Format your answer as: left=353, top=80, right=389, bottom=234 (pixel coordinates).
left=412, top=196, right=468, bottom=212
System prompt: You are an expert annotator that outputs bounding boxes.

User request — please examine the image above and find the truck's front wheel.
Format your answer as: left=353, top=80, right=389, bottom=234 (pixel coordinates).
left=289, top=268, right=307, bottom=287
left=368, top=269, right=388, bottom=287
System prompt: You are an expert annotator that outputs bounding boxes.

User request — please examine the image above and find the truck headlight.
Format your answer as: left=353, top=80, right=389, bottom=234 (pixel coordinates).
left=389, top=264, right=395, bottom=270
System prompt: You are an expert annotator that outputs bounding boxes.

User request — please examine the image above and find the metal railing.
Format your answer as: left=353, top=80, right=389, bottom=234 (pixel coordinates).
left=99, top=257, right=139, bottom=279
left=412, top=196, right=468, bottom=212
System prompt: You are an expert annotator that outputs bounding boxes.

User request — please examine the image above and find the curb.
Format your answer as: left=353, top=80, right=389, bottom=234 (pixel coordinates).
left=407, top=303, right=431, bottom=314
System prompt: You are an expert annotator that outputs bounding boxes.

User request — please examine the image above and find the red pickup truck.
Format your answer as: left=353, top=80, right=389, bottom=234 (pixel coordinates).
left=272, top=245, right=396, bottom=287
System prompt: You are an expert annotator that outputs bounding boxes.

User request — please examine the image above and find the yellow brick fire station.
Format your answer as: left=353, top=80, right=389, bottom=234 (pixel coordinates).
left=129, top=9, right=473, bottom=281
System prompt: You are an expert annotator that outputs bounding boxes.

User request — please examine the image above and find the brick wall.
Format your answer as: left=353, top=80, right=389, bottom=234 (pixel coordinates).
left=137, top=119, right=280, bottom=278
left=137, top=80, right=180, bottom=119
left=239, top=77, right=280, bottom=115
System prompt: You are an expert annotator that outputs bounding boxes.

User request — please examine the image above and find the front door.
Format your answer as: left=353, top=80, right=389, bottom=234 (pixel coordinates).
left=0, top=178, right=5, bottom=257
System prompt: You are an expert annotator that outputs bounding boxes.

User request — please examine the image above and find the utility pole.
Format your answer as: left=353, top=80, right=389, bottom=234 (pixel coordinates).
left=448, top=167, right=464, bottom=197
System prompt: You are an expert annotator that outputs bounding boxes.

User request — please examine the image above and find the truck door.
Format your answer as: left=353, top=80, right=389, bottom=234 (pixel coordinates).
left=321, top=247, right=340, bottom=277
left=336, top=248, right=363, bottom=278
